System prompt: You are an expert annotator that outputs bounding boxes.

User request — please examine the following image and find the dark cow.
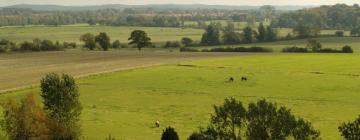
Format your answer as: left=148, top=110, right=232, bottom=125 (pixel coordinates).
left=229, top=77, right=234, bottom=82
left=241, top=77, right=247, bottom=81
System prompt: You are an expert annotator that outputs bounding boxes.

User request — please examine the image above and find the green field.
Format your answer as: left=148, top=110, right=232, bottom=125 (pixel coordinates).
left=196, top=37, right=360, bottom=52
left=0, top=50, right=241, bottom=91
left=0, top=25, right=203, bottom=44
left=1, top=53, right=359, bottom=139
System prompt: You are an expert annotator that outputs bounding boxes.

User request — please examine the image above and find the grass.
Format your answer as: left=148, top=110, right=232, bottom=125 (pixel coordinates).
left=0, top=25, right=203, bottom=44
left=195, top=37, right=360, bottom=52
left=0, top=50, right=242, bottom=91
left=1, top=53, right=359, bottom=140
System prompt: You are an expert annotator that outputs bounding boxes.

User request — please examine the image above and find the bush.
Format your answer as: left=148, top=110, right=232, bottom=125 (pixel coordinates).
left=342, top=45, right=353, bottom=53
left=163, top=41, right=181, bottom=48
left=205, top=46, right=272, bottom=52
left=181, top=37, right=193, bottom=47
left=335, top=31, right=344, bottom=37
left=318, top=48, right=342, bottom=53
left=180, top=47, right=199, bottom=52
left=63, top=42, right=77, bottom=48
left=161, top=127, right=179, bottom=140
left=0, top=94, right=50, bottom=140
left=20, top=41, right=39, bottom=52
left=338, top=115, right=360, bottom=139
left=112, top=40, right=121, bottom=48
left=40, top=40, right=62, bottom=51
left=282, top=46, right=309, bottom=53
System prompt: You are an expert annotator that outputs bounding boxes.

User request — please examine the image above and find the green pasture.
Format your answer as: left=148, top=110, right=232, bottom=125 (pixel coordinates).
left=0, top=25, right=203, bottom=44
left=196, top=37, right=360, bottom=52
left=1, top=53, right=359, bottom=139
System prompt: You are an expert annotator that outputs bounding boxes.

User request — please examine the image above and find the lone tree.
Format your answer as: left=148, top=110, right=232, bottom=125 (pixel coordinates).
left=189, top=98, right=320, bottom=140
left=128, top=30, right=152, bottom=51
left=306, top=39, right=322, bottom=52
left=161, top=127, right=179, bottom=140
left=40, top=73, right=82, bottom=140
left=242, top=26, right=254, bottom=43
left=201, top=23, right=221, bottom=45
left=339, top=115, right=360, bottom=139
left=95, top=32, right=111, bottom=51
left=181, top=37, right=193, bottom=47
left=80, top=33, right=96, bottom=50
left=257, top=22, right=266, bottom=42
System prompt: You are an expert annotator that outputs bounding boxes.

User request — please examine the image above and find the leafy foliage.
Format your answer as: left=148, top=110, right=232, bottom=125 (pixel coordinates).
left=161, top=127, right=180, bottom=140
left=339, top=115, right=360, bottom=140
left=40, top=73, right=82, bottom=140
left=95, top=32, right=111, bottom=51
left=128, top=30, right=152, bottom=51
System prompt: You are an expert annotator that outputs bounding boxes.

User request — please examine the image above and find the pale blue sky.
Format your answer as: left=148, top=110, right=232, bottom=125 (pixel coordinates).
left=0, top=0, right=359, bottom=6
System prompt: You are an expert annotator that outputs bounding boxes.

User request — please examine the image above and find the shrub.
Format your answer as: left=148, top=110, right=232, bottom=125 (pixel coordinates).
left=205, top=46, right=272, bottom=52
left=163, top=41, right=181, bottom=48
left=180, top=47, right=199, bottom=52
left=63, top=42, right=77, bottom=48
left=181, top=37, right=193, bottom=47
left=20, top=41, right=39, bottom=52
left=342, top=45, right=353, bottom=53
left=282, top=46, right=309, bottom=53
left=40, top=40, right=60, bottom=51
left=338, top=115, right=360, bottom=139
left=0, top=94, right=50, bottom=140
left=112, top=40, right=121, bottom=48
left=335, top=31, right=344, bottom=37
left=161, top=127, right=179, bottom=140
left=318, top=48, right=342, bottom=53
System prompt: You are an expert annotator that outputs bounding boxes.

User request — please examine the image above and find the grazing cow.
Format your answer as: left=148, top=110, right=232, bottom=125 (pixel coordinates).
left=241, top=77, right=247, bottom=81
left=155, top=121, right=160, bottom=128
left=229, top=77, right=234, bottom=82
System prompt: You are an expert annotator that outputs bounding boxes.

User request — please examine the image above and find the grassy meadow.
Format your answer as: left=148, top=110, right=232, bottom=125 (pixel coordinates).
left=0, top=25, right=203, bottom=44
left=1, top=53, right=359, bottom=139
left=196, top=37, right=360, bottom=52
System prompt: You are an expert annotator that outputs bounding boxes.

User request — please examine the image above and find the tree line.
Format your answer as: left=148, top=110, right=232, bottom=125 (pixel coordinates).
left=0, top=39, right=76, bottom=53
left=272, top=4, right=360, bottom=30
left=160, top=98, right=360, bottom=140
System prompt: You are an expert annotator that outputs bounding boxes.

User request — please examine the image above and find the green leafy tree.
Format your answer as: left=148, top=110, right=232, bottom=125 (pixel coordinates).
left=181, top=37, right=193, bottom=47
left=80, top=33, right=96, bottom=50
left=222, top=22, right=241, bottom=44
left=0, top=94, right=50, bottom=140
left=246, top=100, right=319, bottom=140
left=293, top=25, right=319, bottom=39
left=40, top=73, right=82, bottom=140
left=306, top=39, right=322, bottom=52
left=161, top=127, right=179, bottom=140
left=128, top=30, right=152, bottom=51
left=257, top=22, right=266, bottom=42
left=95, top=32, right=111, bottom=51
left=190, top=99, right=320, bottom=140
left=339, top=115, right=360, bottom=140
left=242, top=26, right=254, bottom=43
left=265, top=26, right=277, bottom=41
left=201, top=23, right=221, bottom=45
left=342, top=45, right=353, bottom=53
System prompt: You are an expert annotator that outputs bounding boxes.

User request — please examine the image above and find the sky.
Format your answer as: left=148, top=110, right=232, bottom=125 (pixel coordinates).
left=0, top=0, right=359, bottom=6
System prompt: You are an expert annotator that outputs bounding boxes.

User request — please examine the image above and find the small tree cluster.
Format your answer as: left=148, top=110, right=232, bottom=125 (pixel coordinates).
left=188, top=98, right=320, bottom=140
left=163, top=41, right=181, bottom=48
left=1, top=73, right=82, bottom=140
